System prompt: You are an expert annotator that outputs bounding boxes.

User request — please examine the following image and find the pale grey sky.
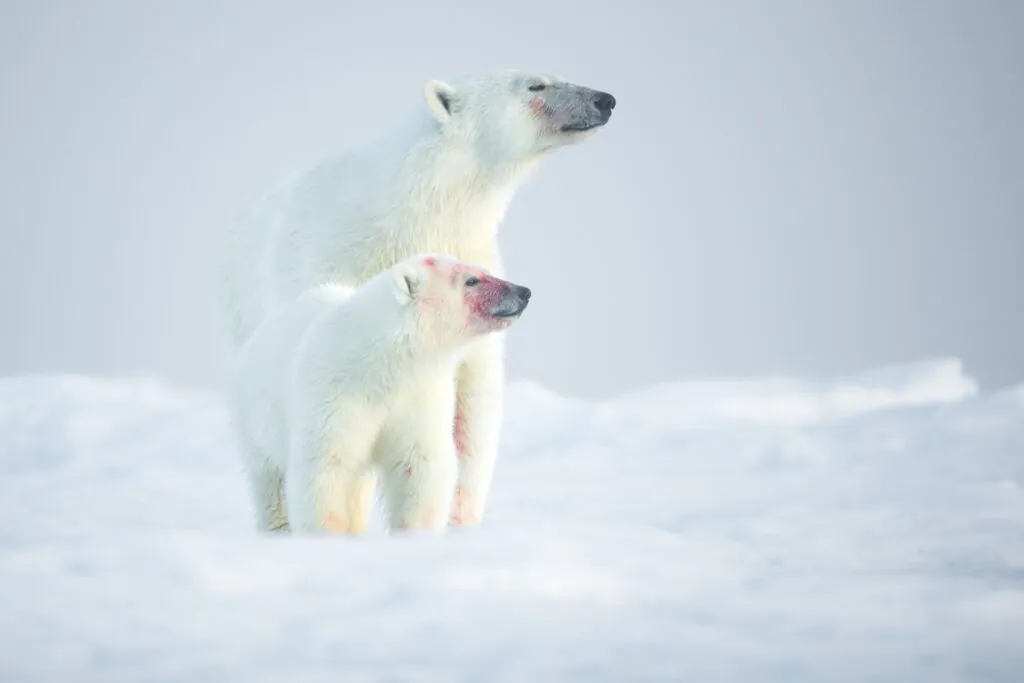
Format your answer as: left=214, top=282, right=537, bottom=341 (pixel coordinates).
left=0, top=1, right=1020, bottom=398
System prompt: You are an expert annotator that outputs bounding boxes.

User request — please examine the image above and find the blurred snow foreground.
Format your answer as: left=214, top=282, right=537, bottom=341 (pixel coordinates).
left=1, top=358, right=1022, bottom=682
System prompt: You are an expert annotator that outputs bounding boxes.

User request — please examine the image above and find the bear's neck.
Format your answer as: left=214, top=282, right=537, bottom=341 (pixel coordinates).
left=393, top=114, right=540, bottom=237
left=311, top=112, right=540, bottom=282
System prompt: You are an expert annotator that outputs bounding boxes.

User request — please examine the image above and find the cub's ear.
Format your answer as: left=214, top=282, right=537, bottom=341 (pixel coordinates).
left=424, top=79, right=457, bottom=123
left=391, top=262, right=421, bottom=305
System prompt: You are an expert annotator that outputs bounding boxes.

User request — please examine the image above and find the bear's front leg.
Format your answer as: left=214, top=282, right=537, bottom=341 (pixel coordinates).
left=381, top=450, right=458, bottom=533
left=450, top=333, right=506, bottom=526
left=377, top=380, right=459, bottom=533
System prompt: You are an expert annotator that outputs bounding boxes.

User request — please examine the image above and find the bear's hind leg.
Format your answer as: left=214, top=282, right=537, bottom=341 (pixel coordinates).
left=246, top=465, right=290, bottom=533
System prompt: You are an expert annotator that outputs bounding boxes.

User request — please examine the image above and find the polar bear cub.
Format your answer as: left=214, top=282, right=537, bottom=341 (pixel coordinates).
left=228, top=254, right=532, bottom=534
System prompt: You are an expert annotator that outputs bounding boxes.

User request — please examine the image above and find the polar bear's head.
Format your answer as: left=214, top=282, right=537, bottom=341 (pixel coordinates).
left=423, top=70, right=616, bottom=163
left=391, top=254, right=531, bottom=346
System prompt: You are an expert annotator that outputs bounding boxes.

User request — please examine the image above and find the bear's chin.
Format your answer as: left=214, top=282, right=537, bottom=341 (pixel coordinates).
left=470, top=316, right=516, bottom=335
left=560, top=123, right=601, bottom=133
left=552, top=126, right=601, bottom=145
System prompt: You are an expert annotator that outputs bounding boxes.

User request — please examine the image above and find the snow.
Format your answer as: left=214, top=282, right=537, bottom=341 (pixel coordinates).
left=1, top=358, right=1022, bottom=682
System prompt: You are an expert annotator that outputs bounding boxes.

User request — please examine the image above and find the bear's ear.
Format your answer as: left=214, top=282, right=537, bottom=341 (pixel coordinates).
left=424, top=79, right=457, bottom=123
left=391, top=263, right=420, bottom=305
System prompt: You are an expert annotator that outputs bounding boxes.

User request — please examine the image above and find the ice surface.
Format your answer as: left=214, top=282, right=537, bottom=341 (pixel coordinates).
left=1, top=359, right=1022, bottom=682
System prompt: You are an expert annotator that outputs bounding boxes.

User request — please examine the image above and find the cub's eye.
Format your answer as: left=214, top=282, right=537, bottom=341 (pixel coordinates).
left=528, top=83, right=547, bottom=92
left=464, top=276, right=481, bottom=287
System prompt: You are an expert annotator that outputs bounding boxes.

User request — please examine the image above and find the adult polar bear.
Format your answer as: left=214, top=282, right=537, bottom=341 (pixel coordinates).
left=218, top=70, right=615, bottom=527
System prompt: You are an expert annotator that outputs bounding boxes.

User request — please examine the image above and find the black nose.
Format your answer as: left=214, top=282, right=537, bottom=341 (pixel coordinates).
left=593, top=91, right=616, bottom=112
left=518, top=286, right=532, bottom=302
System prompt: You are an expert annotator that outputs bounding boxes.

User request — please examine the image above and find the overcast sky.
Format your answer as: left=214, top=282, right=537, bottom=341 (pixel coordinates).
left=0, top=1, right=1020, bottom=398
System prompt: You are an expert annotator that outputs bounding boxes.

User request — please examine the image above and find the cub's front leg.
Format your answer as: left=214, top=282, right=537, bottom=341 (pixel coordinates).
left=378, top=381, right=460, bottom=533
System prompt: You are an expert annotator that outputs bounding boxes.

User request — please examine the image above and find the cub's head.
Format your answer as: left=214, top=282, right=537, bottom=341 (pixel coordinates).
left=422, top=70, right=616, bottom=163
left=391, top=254, right=531, bottom=347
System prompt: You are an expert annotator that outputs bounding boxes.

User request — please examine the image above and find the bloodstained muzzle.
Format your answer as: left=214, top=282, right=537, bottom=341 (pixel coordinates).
left=489, top=284, right=532, bottom=318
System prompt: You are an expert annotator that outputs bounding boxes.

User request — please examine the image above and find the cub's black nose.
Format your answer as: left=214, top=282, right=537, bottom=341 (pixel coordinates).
left=517, top=286, right=532, bottom=302
left=593, top=91, right=616, bottom=112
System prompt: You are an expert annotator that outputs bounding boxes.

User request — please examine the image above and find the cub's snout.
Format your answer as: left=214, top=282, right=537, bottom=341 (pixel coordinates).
left=491, top=284, right=531, bottom=319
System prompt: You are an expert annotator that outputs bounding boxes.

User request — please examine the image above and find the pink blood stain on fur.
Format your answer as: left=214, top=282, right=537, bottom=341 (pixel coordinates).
left=449, top=485, right=478, bottom=526
left=529, top=97, right=545, bottom=115
left=450, top=485, right=466, bottom=524
left=465, top=273, right=510, bottom=319
left=325, top=512, right=350, bottom=533
left=453, top=412, right=468, bottom=458
left=423, top=256, right=436, bottom=268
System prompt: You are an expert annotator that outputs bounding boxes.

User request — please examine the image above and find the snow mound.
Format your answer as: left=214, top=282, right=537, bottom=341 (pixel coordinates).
left=593, top=357, right=979, bottom=430
left=0, top=360, right=1022, bottom=682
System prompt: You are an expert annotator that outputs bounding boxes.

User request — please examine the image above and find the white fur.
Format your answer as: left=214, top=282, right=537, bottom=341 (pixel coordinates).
left=219, top=70, right=608, bottom=526
left=229, top=255, right=512, bottom=534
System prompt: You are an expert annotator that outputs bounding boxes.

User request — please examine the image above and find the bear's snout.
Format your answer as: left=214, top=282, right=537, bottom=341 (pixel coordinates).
left=490, top=284, right=531, bottom=319
left=593, top=91, right=616, bottom=114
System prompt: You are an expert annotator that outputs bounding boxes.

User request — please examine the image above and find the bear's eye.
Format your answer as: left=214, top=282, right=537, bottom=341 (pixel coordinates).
left=528, top=83, right=547, bottom=92
left=464, top=276, right=481, bottom=287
